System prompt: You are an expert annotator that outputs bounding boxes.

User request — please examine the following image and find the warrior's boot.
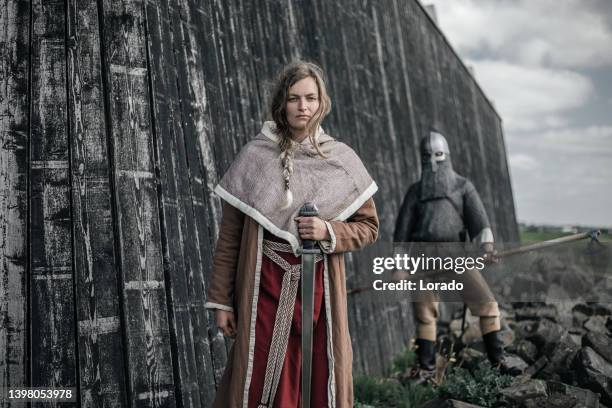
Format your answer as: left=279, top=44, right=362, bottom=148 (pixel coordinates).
left=483, top=330, right=522, bottom=376
left=411, top=338, right=437, bottom=385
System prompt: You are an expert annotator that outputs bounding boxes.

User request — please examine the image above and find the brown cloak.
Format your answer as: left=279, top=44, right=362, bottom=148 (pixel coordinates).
left=205, top=123, right=379, bottom=407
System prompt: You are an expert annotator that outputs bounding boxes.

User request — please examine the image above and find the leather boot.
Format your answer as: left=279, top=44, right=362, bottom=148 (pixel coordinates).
left=411, top=338, right=436, bottom=385
left=482, top=330, right=522, bottom=376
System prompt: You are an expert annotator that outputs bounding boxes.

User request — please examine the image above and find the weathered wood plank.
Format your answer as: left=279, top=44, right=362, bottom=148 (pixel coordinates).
left=171, top=0, right=227, bottom=396
left=29, top=0, right=78, bottom=404
left=0, top=1, right=30, bottom=405
left=65, top=0, right=129, bottom=406
left=143, top=0, right=207, bottom=406
left=100, top=0, right=176, bottom=406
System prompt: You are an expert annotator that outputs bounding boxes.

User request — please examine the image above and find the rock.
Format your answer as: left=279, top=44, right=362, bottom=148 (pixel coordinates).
left=539, top=332, right=580, bottom=382
left=572, top=309, right=590, bottom=328
left=420, top=399, right=484, bottom=408
left=569, top=331, right=584, bottom=346
left=498, top=328, right=516, bottom=348
left=508, top=276, right=549, bottom=300
left=555, top=265, right=595, bottom=298
left=524, top=356, right=548, bottom=378
left=527, top=318, right=567, bottom=350
left=515, top=305, right=558, bottom=322
left=585, top=316, right=610, bottom=335
left=502, top=353, right=529, bottom=374
left=507, top=339, right=538, bottom=364
left=457, top=347, right=485, bottom=371
left=535, top=256, right=566, bottom=275
left=573, top=347, right=612, bottom=405
left=583, top=332, right=612, bottom=364
left=546, top=381, right=601, bottom=408
left=573, top=303, right=612, bottom=317
left=511, top=319, right=539, bottom=340
left=501, top=378, right=548, bottom=402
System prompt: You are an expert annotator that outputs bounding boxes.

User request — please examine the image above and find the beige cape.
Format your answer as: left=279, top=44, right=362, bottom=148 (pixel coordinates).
left=214, top=121, right=378, bottom=255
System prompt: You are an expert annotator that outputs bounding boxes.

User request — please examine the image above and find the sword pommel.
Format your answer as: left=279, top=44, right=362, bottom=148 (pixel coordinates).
left=299, top=202, right=319, bottom=250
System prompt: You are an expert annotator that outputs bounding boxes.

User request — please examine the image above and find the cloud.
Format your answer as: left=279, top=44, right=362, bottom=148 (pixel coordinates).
left=508, top=125, right=612, bottom=226
left=430, top=0, right=612, bottom=69
left=469, top=60, right=594, bottom=132
left=540, top=125, right=612, bottom=155
left=511, top=125, right=612, bottom=155
left=509, top=153, right=538, bottom=171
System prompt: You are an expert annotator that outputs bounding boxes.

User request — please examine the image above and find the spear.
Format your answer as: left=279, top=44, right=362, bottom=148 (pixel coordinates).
left=347, top=230, right=602, bottom=296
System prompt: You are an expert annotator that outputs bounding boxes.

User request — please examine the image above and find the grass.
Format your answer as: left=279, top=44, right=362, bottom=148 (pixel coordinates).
left=354, top=346, right=514, bottom=408
left=354, top=348, right=436, bottom=408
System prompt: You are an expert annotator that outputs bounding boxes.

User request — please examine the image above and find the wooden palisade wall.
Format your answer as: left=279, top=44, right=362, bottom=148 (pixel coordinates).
left=0, top=0, right=518, bottom=406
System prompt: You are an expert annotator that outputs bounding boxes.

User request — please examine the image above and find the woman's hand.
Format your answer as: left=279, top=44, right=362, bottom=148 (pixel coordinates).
left=295, top=216, right=330, bottom=241
left=215, top=309, right=237, bottom=338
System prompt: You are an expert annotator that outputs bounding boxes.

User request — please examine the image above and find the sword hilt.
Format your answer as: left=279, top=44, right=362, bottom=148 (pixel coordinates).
left=299, top=202, right=319, bottom=250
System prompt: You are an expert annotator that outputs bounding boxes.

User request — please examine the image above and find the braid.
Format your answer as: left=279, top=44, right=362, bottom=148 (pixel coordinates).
left=279, top=134, right=295, bottom=209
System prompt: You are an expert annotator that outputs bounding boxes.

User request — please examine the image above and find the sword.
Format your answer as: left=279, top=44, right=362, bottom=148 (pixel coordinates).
left=299, top=202, right=320, bottom=408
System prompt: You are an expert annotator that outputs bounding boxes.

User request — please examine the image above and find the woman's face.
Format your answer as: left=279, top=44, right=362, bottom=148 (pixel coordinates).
left=285, top=76, right=320, bottom=134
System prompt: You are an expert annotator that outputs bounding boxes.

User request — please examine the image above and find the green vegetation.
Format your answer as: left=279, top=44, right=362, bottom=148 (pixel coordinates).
left=391, top=346, right=417, bottom=375
left=520, top=230, right=568, bottom=243
left=354, top=375, right=437, bottom=408
left=438, top=361, right=512, bottom=407
left=354, top=348, right=436, bottom=408
left=354, top=347, right=514, bottom=407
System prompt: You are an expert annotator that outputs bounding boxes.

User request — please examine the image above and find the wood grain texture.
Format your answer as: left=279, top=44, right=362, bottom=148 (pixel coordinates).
left=0, top=1, right=29, bottom=406
left=100, top=0, right=176, bottom=405
left=168, top=0, right=222, bottom=401
left=29, top=0, right=78, bottom=403
left=66, top=0, right=128, bottom=406
left=143, top=0, right=212, bottom=405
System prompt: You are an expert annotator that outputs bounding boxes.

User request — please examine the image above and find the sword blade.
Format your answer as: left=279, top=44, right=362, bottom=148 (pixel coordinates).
left=301, top=250, right=317, bottom=408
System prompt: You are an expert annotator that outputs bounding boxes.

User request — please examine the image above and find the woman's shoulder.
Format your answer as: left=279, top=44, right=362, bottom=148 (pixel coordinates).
left=232, top=132, right=278, bottom=160
left=323, top=136, right=365, bottom=162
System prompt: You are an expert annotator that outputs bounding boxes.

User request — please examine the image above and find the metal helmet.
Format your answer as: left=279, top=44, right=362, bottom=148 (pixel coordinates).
left=420, top=130, right=450, bottom=172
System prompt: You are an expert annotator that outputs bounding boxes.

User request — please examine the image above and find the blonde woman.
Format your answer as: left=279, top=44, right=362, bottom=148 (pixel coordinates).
left=205, top=61, right=379, bottom=407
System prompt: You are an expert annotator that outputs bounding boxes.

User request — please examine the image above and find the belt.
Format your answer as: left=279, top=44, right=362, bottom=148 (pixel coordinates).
left=257, top=239, right=322, bottom=408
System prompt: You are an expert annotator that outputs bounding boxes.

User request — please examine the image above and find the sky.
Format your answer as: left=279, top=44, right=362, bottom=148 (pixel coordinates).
left=427, top=0, right=612, bottom=227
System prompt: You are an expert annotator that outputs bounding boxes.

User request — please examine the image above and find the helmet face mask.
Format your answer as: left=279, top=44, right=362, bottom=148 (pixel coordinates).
left=421, top=131, right=450, bottom=172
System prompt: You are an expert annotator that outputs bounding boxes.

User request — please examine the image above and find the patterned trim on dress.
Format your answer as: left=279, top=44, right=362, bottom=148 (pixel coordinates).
left=323, top=255, right=337, bottom=407
left=242, top=225, right=264, bottom=408
left=320, top=221, right=337, bottom=254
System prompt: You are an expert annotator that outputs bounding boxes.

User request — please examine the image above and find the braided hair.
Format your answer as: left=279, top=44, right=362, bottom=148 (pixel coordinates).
left=269, top=61, right=332, bottom=209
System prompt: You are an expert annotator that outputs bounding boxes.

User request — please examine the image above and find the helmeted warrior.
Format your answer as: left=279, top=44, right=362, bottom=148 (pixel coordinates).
left=394, top=129, right=519, bottom=381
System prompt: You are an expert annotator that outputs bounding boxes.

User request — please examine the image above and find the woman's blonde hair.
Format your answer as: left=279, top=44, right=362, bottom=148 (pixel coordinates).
left=269, top=61, right=332, bottom=208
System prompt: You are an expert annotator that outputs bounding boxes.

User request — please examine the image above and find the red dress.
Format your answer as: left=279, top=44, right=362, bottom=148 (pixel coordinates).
left=247, top=231, right=329, bottom=408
